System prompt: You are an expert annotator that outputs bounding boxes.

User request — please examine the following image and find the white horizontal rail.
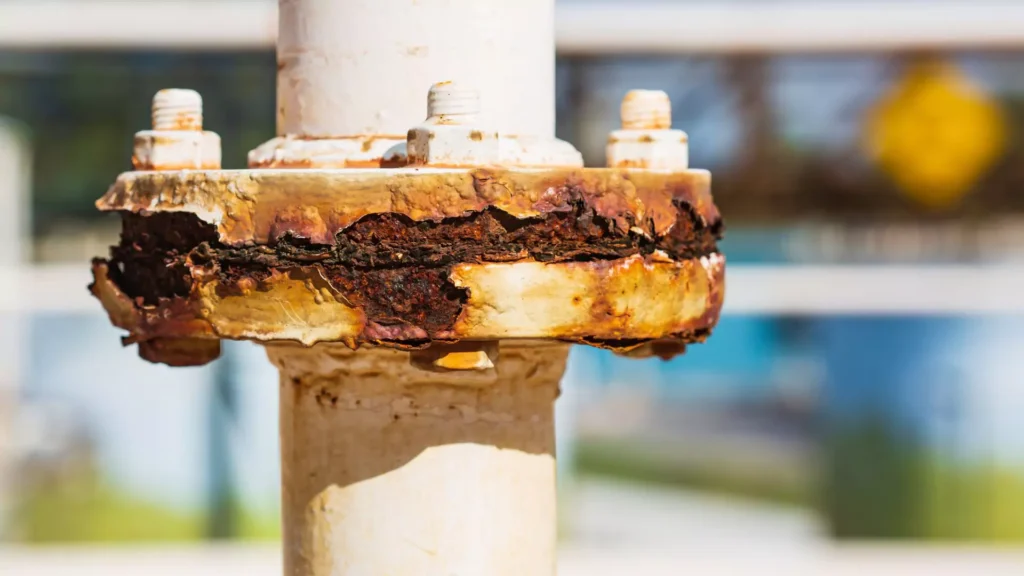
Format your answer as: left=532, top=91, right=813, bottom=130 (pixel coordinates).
left=0, top=1, right=277, bottom=50
left=555, top=2, right=1024, bottom=54
left=725, top=264, right=1024, bottom=315
left=1, top=1, right=1023, bottom=53
left=3, top=264, right=1023, bottom=316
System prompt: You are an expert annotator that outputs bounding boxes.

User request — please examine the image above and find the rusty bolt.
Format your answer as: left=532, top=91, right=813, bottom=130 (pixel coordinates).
left=133, top=89, right=222, bottom=171
left=426, top=81, right=481, bottom=124
left=620, top=89, right=672, bottom=130
left=606, top=89, right=688, bottom=170
left=407, top=81, right=499, bottom=167
left=152, top=88, right=203, bottom=131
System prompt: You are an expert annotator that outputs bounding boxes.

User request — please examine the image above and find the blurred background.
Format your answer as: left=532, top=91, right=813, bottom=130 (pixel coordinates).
left=2, top=0, right=1024, bottom=574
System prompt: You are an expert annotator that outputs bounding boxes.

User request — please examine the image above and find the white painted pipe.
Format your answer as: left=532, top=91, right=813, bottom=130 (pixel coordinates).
left=270, top=342, right=568, bottom=576
left=273, top=2, right=564, bottom=573
left=276, top=0, right=555, bottom=138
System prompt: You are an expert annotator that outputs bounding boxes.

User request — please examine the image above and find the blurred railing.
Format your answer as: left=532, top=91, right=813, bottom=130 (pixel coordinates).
left=1, top=1, right=1024, bottom=53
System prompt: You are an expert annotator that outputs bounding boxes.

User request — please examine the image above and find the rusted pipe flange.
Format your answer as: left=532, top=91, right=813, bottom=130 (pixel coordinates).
left=90, top=165, right=723, bottom=366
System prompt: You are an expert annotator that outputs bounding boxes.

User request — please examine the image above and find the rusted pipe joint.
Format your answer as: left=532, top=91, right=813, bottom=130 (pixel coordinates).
left=90, top=87, right=725, bottom=368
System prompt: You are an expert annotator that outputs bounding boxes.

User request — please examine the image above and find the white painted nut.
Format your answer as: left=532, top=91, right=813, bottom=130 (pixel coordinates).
left=133, top=89, right=221, bottom=171
left=607, top=89, right=688, bottom=170
left=407, top=81, right=499, bottom=167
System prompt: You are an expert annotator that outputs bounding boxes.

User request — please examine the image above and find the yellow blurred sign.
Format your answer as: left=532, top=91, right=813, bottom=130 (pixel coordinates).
left=863, top=59, right=1007, bottom=210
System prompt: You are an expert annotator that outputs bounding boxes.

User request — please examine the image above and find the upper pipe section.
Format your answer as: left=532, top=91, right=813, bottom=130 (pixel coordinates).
left=276, top=0, right=555, bottom=139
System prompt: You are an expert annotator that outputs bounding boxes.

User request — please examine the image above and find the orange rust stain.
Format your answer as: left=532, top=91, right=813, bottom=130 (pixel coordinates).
left=268, top=205, right=331, bottom=244
left=139, top=337, right=221, bottom=367
left=132, top=157, right=220, bottom=171
left=194, top=267, right=366, bottom=346
left=248, top=157, right=316, bottom=169
left=409, top=342, right=499, bottom=373
left=168, top=117, right=202, bottom=131
left=611, top=159, right=650, bottom=169
left=247, top=135, right=409, bottom=169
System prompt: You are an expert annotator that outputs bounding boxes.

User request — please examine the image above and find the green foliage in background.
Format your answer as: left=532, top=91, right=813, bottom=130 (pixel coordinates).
left=14, top=464, right=279, bottom=543
left=826, top=417, right=1024, bottom=541
left=15, top=463, right=203, bottom=542
left=576, top=438, right=813, bottom=507
left=581, top=421, right=1024, bottom=542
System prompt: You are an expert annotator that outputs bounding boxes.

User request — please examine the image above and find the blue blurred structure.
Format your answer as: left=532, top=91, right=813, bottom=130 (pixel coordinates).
left=820, top=315, right=1024, bottom=539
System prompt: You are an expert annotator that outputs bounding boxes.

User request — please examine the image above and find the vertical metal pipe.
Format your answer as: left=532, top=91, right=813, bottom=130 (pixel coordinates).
left=273, top=1, right=565, bottom=573
left=276, top=0, right=556, bottom=138
left=272, top=343, right=567, bottom=576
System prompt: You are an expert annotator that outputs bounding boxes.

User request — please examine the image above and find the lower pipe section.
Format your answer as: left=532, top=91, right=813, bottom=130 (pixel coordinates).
left=268, top=341, right=569, bottom=576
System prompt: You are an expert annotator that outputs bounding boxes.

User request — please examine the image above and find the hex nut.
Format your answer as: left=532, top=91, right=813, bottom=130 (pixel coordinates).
left=133, top=130, right=222, bottom=171
left=407, top=82, right=499, bottom=167
left=606, top=89, right=688, bottom=170
left=152, top=89, right=203, bottom=131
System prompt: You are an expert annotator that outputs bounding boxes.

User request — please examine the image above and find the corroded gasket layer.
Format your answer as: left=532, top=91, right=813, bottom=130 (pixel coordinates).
left=91, top=167, right=724, bottom=366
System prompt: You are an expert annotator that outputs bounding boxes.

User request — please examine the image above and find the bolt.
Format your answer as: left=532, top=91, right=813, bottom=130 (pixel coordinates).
left=134, top=88, right=219, bottom=171
left=427, top=81, right=480, bottom=125
left=620, top=89, right=671, bottom=130
left=152, top=88, right=203, bottom=131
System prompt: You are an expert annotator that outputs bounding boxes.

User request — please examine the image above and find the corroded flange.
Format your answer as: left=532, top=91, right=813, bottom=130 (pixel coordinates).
left=91, top=166, right=724, bottom=366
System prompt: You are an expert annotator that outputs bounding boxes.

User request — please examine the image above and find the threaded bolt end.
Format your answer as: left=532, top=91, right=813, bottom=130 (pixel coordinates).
left=427, top=81, right=480, bottom=123
left=621, top=89, right=671, bottom=130
left=152, top=88, right=203, bottom=131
